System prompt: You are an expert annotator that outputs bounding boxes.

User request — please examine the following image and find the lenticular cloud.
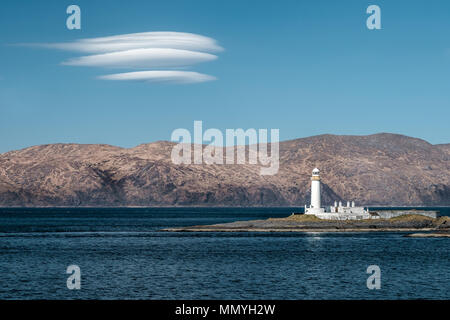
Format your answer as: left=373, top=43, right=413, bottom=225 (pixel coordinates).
left=36, top=31, right=221, bottom=84
left=62, top=48, right=217, bottom=68
left=98, top=71, right=216, bottom=84
left=43, top=31, right=223, bottom=54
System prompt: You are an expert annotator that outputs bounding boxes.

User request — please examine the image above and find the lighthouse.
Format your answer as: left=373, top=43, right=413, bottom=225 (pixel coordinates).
left=305, top=168, right=325, bottom=215
left=311, top=168, right=321, bottom=209
left=302, top=167, right=371, bottom=220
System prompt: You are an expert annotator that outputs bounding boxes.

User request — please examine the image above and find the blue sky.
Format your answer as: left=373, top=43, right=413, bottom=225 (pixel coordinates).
left=0, top=0, right=449, bottom=153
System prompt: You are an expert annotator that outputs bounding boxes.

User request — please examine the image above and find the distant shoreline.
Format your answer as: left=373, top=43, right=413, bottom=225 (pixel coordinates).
left=1, top=205, right=449, bottom=209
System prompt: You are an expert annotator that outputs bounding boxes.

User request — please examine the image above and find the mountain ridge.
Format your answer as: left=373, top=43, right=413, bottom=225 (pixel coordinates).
left=0, top=133, right=449, bottom=207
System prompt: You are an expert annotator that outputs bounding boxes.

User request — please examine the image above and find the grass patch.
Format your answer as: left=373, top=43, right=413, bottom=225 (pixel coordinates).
left=270, top=213, right=441, bottom=224
left=274, top=214, right=322, bottom=222
left=388, top=214, right=435, bottom=222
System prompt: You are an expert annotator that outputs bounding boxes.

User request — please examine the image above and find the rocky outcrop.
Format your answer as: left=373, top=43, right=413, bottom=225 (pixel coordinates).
left=162, top=215, right=450, bottom=232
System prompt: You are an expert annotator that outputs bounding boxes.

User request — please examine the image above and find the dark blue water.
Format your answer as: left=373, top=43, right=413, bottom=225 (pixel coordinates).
left=0, top=207, right=449, bottom=300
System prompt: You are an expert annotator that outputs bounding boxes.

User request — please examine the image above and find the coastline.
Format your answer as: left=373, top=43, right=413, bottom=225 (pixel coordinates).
left=162, top=214, right=450, bottom=236
left=163, top=227, right=437, bottom=233
left=0, top=205, right=449, bottom=208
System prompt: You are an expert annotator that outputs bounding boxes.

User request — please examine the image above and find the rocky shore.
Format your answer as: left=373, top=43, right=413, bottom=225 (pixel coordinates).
left=162, top=214, right=450, bottom=234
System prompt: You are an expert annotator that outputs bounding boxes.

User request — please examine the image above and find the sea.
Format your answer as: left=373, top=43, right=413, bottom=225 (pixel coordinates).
left=0, top=207, right=448, bottom=300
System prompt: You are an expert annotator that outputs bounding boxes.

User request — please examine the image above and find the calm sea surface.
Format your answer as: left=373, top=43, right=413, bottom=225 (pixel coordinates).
left=0, top=207, right=448, bottom=300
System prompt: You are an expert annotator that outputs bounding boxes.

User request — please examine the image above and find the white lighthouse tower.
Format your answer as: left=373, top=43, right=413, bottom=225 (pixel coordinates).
left=305, top=168, right=325, bottom=215
left=311, top=168, right=321, bottom=209
left=301, top=167, right=371, bottom=220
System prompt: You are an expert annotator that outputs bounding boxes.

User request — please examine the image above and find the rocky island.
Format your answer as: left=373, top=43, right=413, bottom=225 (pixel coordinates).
left=163, top=214, right=450, bottom=236
left=163, top=167, right=449, bottom=237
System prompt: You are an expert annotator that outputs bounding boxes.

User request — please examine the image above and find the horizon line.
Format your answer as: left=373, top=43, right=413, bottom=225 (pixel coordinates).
left=1, top=132, right=448, bottom=155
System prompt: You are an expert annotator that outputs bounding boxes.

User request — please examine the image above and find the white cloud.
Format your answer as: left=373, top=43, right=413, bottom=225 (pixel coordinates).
left=98, top=71, right=216, bottom=83
left=63, top=48, right=217, bottom=68
left=38, top=32, right=223, bottom=53
left=24, top=31, right=222, bottom=84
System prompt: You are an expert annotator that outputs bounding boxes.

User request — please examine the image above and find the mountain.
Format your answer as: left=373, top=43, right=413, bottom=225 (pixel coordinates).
left=0, top=133, right=449, bottom=207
